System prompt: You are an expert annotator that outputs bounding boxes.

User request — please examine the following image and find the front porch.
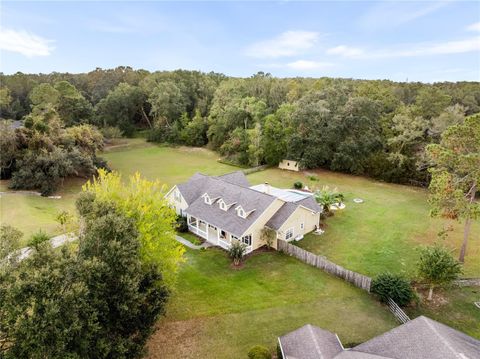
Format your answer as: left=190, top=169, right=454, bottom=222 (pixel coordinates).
left=187, top=214, right=252, bottom=253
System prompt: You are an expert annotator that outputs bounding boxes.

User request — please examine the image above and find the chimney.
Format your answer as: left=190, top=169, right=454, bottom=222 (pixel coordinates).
left=264, top=182, right=270, bottom=194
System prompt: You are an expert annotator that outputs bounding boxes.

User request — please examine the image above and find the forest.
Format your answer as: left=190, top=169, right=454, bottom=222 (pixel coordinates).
left=1, top=67, right=479, bottom=194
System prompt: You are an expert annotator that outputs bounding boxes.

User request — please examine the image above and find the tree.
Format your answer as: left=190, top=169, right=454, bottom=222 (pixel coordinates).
left=417, top=244, right=462, bottom=300
left=247, top=123, right=263, bottom=167
left=314, top=186, right=344, bottom=215
left=54, top=81, right=93, bottom=126
left=262, top=104, right=294, bottom=165
left=426, top=115, right=480, bottom=262
left=371, top=273, right=414, bottom=306
left=228, top=240, right=247, bottom=266
left=56, top=210, right=73, bottom=234
left=0, top=121, right=18, bottom=179
left=148, top=81, right=187, bottom=125
left=414, top=86, right=451, bottom=120
left=81, top=170, right=183, bottom=288
left=0, top=225, right=22, bottom=262
left=180, top=109, right=208, bottom=146
left=0, top=200, right=169, bottom=358
left=260, top=227, right=276, bottom=249
left=95, top=82, right=147, bottom=136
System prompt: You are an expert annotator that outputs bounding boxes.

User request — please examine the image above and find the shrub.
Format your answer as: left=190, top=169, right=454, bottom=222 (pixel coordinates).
left=228, top=240, right=247, bottom=266
left=248, top=345, right=271, bottom=359
left=371, top=273, right=414, bottom=306
left=101, top=126, right=123, bottom=139
left=176, top=216, right=188, bottom=233
left=293, top=181, right=303, bottom=189
left=28, top=230, right=50, bottom=249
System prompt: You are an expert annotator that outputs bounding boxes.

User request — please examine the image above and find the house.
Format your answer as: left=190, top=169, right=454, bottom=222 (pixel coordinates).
left=165, top=171, right=322, bottom=253
left=279, top=159, right=300, bottom=172
left=278, top=316, right=480, bottom=359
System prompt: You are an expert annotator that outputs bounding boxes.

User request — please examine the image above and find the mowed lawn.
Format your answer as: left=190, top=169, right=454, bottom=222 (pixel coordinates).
left=0, top=139, right=237, bottom=244
left=247, top=169, right=480, bottom=278
left=147, top=248, right=398, bottom=359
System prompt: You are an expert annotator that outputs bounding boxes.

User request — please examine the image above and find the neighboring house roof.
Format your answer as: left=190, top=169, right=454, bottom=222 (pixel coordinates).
left=279, top=324, right=343, bottom=359
left=278, top=316, right=480, bottom=359
left=352, top=316, right=480, bottom=359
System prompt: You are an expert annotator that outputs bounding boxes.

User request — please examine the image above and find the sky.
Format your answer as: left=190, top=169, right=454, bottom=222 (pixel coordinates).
left=1, top=1, right=479, bottom=82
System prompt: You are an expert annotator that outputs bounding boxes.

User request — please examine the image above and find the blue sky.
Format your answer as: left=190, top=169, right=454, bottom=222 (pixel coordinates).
left=1, top=1, right=479, bottom=82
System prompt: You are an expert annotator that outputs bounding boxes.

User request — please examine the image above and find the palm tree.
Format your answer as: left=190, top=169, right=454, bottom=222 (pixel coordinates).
left=314, top=186, right=344, bottom=215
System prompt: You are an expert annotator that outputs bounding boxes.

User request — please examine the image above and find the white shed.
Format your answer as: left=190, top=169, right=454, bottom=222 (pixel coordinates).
left=279, top=159, right=299, bottom=172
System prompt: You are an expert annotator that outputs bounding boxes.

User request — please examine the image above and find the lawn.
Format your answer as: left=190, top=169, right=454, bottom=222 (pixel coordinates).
left=0, top=139, right=237, bottom=245
left=247, top=168, right=480, bottom=278
left=147, top=248, right=398, bottom=359
left=407, top=286, right=480, bottom=339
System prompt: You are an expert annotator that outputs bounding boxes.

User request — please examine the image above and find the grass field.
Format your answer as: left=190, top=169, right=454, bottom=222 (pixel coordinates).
left=0, top=139, right=237, bottom=244
left=247, top=168, right=480, bottom=278
left=147, top=248, right=398, bottom=358
left=407, top=286, right=480, bottom=339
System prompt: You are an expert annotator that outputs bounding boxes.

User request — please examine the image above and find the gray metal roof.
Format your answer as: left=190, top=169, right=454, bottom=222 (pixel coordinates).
left=352, top=316, right=480, bottom=359
left=279, top=324, right=344, bottom=359
left=180, top=173, right=277, bottom=237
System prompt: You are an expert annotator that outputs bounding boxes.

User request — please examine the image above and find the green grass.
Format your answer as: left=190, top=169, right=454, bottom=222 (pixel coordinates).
left=147, top=248, right=398, bottom=358
left=178, top=231, right=203, bottom=246
left=407, top=286, right=480, bottom=339
left=102, top=142, right=238, bottom=188
left=0, top=178, right=83, bottom=244
left=247, top=168, right=480, bottom=278
left=0, top=139, right=237, bottom=245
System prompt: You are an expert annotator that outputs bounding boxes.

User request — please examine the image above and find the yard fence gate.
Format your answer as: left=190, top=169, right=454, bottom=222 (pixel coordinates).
left=277, top=240, right=372, bottom=292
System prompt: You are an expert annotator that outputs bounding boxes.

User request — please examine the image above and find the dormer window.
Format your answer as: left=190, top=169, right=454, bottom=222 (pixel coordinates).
left=235, top=205, right=247, bottom=218
left=219, top=199, right=227, bottom=211
left=202, top=193, right=212, bottom=205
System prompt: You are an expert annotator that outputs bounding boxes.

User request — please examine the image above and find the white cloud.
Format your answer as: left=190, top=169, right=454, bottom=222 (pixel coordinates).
left=0, top=28, right=54, bottom=57
left=286, top=60, right=333, bottom=71
left=467, top=22, right=480, bottom=32
left=246, top=30, right=320, bottom=58
left=327, top=37, right=480, bottom=59
left=326, top=45, right=364, bottom=57
left=359, top=2, right=448, bottom=30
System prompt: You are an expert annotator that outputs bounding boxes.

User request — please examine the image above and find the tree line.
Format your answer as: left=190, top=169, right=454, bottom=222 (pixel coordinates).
left=1, top=67, right=479, bottom=193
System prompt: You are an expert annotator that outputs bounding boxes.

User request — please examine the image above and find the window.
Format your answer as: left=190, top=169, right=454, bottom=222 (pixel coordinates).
left=231, top=235, right=238, bottom=241
left=188, top=216, right=197, bottom=226
left=241, top=234, right=252, bottom=246
left=203, top=194, right=211, bottom=204
left=238, top=208, right=245, bottom=217
left=285, top=228, right=294, bottom=241
left=220, top=230, right=227, bottom=240
left=174, top=189, right=181, bottom=202
left=219, top=200, right=227, bottom=211
left=300, top=222, right=304, bottom=230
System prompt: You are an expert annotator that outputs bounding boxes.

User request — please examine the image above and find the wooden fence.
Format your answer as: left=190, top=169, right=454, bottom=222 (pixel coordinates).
left=387, top=298, right=410, bottom=323
left=278, top=240, right=372, bottom=292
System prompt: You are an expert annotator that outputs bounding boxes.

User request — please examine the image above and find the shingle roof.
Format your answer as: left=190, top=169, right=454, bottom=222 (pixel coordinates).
left=279, top=324, right=344, bottom=359
left=352, top=316, right=480, bottom=359
left=266, top=202, right=297, bottom=230
left=217, top=171, right=250, bottom=187
left=181, top=174, right=277, bottom=237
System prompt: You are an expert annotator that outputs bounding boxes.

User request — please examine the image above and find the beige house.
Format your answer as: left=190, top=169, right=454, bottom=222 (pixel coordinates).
left=279, top=159, right=300, bottom=172
left=165, top=171, right=321, bottom=253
